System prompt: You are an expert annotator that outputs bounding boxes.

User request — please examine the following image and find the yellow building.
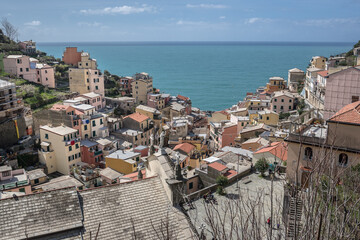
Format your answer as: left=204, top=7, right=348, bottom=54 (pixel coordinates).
left=105, top=150, right=140, bottom=174
left=265, top=77, right=286, bottom=93
left=38, top=125, right=81, bottom=175
left=310, top=56, right=327, bottom=69
left=69, top=52, right=105, bottom=96
left=132, top=72, right=153, bottom=104
left=254, top=109, right=279, bottom=126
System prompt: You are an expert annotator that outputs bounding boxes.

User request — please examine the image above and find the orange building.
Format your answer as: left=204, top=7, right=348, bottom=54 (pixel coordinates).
left=62, top=47, right=82, bottom=66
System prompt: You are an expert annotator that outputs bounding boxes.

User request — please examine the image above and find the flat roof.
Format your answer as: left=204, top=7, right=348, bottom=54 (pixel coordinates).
left=81, top=92, right=101, bottom=98
left=136, top=104, right=160, bottom=114
left=40, top=125, right=77, bottom=136
left=73, top=104, right=95, bottom=111
left=26, top=169, right=47, bottom=181
left=107, top=150, right=140, bottom=160
left=81, top=139, right=98, bottom=148
left=203, top=156, right=221, bottom=163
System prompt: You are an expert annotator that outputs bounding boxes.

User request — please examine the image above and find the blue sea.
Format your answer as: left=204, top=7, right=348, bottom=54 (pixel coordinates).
left=37, top=42, right=353, bottom=111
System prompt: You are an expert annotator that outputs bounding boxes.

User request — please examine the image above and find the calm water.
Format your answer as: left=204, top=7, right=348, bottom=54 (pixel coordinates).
left=37, top=42, right=353, bottom=111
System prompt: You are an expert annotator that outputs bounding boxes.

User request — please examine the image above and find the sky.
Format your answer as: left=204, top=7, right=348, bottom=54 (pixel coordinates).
left=2, top=0, right=360, bottom=42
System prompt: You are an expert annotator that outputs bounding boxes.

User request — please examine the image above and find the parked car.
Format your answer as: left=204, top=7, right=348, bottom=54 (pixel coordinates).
left=18, top=135, right=32, bottom=144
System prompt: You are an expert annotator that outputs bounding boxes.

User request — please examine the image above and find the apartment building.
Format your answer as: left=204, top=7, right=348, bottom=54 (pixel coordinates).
left=0, top=166, right=31, bottom=195
left=265, top=77, right=286, bottom=93
left=62, top=47, right=82, bottom=66
left=270, top=91, right=296, bottom=113
left=105, top=150, right=140, bottom=174
left=69, top=52, right=105, bottom=96
left=3, top=55, right=55, bottom=88
left=38, top=125, right=81, bottom=175
left=0, top=79, right=23, bottom=121
left=287, top=68, right=305, bottom=92
left=80, top=139, right=104, bottom=167
left=310, top=56, right=327, bottom=70
left=80, top=92, right=104, bottom=110
left=132, top=72, right=153, bottom=104
left=147, top=93, right=165, bottom=110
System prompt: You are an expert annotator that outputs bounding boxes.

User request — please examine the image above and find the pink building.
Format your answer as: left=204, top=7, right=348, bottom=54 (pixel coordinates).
left=80, top=92, right=104, bottom=110
left=80, top=139, right=104, bottom=168
left=230, top=114, right=249, bottom=134
left=218, top=123, right=237, bottom=148
left=35, top=63, right=56, bottom=88
left=324, top=67, right=360, bottom=119
left=270, top=91, right=296, bottom=113
left=3, top=55, right=55, bottom=88
left=147, top=93, right=165, bottom=109
left=120, top=76, right=134, bottom=94
left=0, top=166, right=32, bottom=195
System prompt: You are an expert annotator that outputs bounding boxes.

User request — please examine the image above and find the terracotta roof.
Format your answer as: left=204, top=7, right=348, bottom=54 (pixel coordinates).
left=51, top=104, right=70, bottom=111
left=224, top=169, right=237, bottom=179
left=177, top=95, right=189, bottom=101
left=214, top=110, right=230, bottom=116
left=328, top=101, right=360, bottom=125
left=254, top=142, right=288, bottom=161
left=317, top=70, right=328, bottom=77
left=122, top=170, right=146, bottom=181
left=124, top=112, right=149, bottom=123
left=173, top=143, right=195, bottom=154
left=208, top=162, right=228, bottom=172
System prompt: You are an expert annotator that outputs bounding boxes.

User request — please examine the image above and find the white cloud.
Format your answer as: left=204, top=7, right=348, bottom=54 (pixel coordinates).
left=298, top=18, right=359, bottom=26
left=186, top=4, right=227, bottom=9
left=219, top=16, right=226, bottom=20
left=80, top=5, right=156, bottom=15
left=77, top=22, right=102, bottom=27
left=24, top=20, right=41, bottom=26
left=176, top=20, right=207, bottom=26
left=244, top=18, right=273, bottom=24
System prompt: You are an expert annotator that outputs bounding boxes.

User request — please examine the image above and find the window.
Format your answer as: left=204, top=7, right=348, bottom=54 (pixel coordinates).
left=289, top=106, right=292, bottom=110
left=289, top=99, right=292, bottom=103
left=136, top=157, right=140, bottom=162
left=352, top=96, right=359, bottom=103
left=45, top=70, right=48, bottom=74
left=280, top=106, right=284, bottom=110
left=46, top=77, right=48, bottom=81
left=87, top=78, right=89, bottom=83
left=84, top=125, right=88, bottom=130
left=19, top=188, right=25, bottom=193
left=34, top=179, right=39, bottom=184
left=45, top=133, right=49, bottom=139
left=20, top=68, right=23, bottom=72
left=26, top=68, right=29, bottom=72
left=260, top=115, right=263, bottom=119
left=92, top=120, right=96, bottom=127
left=273, top=105, right=277, bottom=109
left=87, top=86, right=90, bottom=90
left=86, top=63, right=88, bottom=66
left=95, top=86, right=98, bottom=90
left=100, top=119, right=103, bottom=125
left=266, top=116, right=269, bottom=120
left=241, top=122, right=244, bottom=126
left=281, top=99, right=284, bottom=102
left=135, top=136, right=138, bottom=141
left=274, top=99, right=277, bottom=102
left=85, top=134, right=88, bottom=138
left=2, top=171, right=10, bottom=177
left=94, top=79, right=96, bottom=83
left=304, top=147, right=313, bottom=161
left=189, top=182, right=193, bottom=190
left=93, top=131, right=96, bottom=137
left=76, top=143, right=79, bottom=149
left=69, top=146, right=72, bottom=151
left=68, top=156, right=71, bottom=161
left=339, top=153, right=348, bottom=167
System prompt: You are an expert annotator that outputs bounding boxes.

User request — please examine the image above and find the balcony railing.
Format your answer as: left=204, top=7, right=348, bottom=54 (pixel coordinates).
left=0, top=179, right=29, bottom=190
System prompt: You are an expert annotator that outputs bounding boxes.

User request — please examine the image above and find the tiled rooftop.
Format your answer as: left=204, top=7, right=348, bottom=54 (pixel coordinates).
left=124, top=112, right=149, bottom=123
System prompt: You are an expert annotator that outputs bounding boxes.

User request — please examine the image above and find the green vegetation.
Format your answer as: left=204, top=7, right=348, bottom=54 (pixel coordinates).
left=255, top=158, right=269, bottom=177
left=216, top=175, right=229, bottom=195
left=346, top=40, right=360, bottom=57
left=297, top=99, right=306, bottom=115
left=279, top=112, right=290, bottom=120
left=17, top=153, right=39, bottom=168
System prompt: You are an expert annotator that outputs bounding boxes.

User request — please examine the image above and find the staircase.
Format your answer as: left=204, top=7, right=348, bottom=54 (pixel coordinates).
left=286, top=196, right=303, bottom=239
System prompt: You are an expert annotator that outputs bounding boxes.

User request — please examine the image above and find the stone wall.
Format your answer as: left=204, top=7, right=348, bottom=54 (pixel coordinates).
left=33, top=109, right=72, bottom=134
left=0, top=116, right=27, bottom=148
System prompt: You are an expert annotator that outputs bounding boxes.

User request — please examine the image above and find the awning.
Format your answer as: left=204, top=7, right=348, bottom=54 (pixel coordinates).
left=40, top=142, right=50, bottom=147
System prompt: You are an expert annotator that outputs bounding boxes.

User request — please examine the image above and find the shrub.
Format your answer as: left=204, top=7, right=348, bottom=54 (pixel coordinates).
left=255, top=158, right=269, bottom=176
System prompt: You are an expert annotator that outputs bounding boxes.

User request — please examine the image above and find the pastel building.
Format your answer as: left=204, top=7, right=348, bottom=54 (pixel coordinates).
left=119, top=76, right=134, bottom=94
left=147, top=93, right=165, bottom=110
left=105, top=150, right=140, bottom=174
left=69, top=52, right=105, bottom=96
left=287, top=68, right=305, bottom=92
left=62, top=47, right=82, bottom=66
left=0, top=166, right=31, bottom=195
left=270, top=91, right=296, bottom=113
left=18, top=40, right=36, bottom=55
left=38, top=125, right=82, bottom=175
left=265, top=77, right=286, bottom=93
left=132, top=72, right=153, bottom=104
left=80, top=139, right=104, bottom=167
left=80, top=92, right=104, bottom=110
left=310, top=56, right=327, bottom=70
left=3, top=55, right=55, bottom=88
left=218, top=122, right=238, bottom=149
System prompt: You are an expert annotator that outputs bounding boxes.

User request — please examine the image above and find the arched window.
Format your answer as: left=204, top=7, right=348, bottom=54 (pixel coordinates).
left=304, top=147, right=313, bottom=160
left=339, top=153, right=348, bottom=167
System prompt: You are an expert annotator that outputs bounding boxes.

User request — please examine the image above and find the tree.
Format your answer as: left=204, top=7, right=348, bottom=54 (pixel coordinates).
left=216, top=175, right=229, bottom=195
left=255, top=158, right=269, bottom=176
left=1, top=18, right=18, bottom=41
